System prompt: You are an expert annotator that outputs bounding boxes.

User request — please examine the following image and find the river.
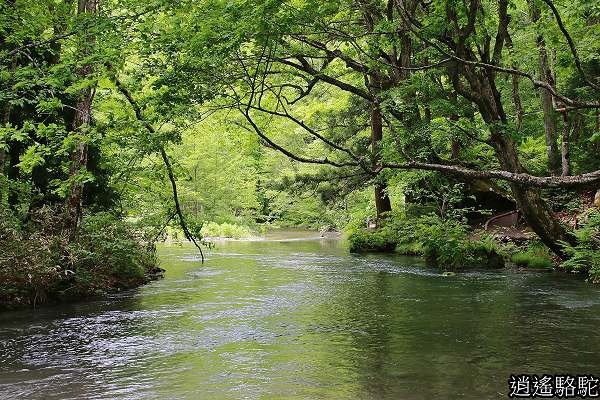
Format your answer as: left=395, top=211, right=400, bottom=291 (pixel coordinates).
left=1, top=232, right=599, bottom=399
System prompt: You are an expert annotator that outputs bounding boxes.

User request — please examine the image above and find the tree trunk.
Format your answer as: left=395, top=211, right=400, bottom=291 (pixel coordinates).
left=371, top=103, right=392, bottom=219
left=451, top=140, right=460, bottom=160
left=537, top=41, right=561, bottom=176
left=490, top=129, right=572, bottom=256
left=561, top=113, right=571, bottom=177
left=448, top=98, right=461, bottom=160
left=528, top=1, right=561, bottom=175
left=65, top=0, right=98, bottom=229
left=511, top=72, right=524, bottom=131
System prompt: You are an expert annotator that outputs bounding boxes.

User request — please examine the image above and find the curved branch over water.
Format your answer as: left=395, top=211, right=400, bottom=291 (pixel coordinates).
left=112, top=76, right=206, bottom=262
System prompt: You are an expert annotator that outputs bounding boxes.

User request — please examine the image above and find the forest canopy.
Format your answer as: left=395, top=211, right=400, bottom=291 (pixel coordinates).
left=1, top=0, right=600, bottom=306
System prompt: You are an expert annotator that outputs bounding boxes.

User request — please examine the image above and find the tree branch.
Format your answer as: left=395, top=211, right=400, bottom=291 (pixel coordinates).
left=240, top=107, right=361, bottom=169
left=380, top=161, right=600, bottom=188
left=113, top=76, right=206, bottom=262
left=540, top=0, right=600, bottom=92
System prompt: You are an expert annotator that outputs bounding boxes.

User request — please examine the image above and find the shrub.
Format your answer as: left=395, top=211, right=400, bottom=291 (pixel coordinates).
left=347, top=213, right=504, bottom=269
left=74, top=212, right=157, bottom=283
left=200, top=221, right=254, bottom=239
left=560, top=210, right=600, bottom=282
left=396, top=241, right=424, bottom=256
left=511, top=252, right=554, bottom=269
left=415, top=215, right=504, bottom=269
left=347, top=227, right=398, bottom=252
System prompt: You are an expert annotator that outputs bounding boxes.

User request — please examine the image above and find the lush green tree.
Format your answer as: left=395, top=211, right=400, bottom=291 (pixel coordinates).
left=1, top=0, right=599, bottom=294
left=141, top=0, right=599, bottom=256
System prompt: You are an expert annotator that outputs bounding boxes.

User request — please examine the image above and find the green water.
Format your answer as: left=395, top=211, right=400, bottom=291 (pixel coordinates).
left=1, top=233, right=599, bottom=399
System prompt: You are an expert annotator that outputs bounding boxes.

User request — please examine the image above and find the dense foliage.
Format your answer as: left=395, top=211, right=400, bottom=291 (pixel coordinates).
left=0, top=207, right=158, bottom=308
left=561, top=210, right=600, bottom=282
left=348, top=213, right=505, bottom=269
left=1, top=0, right=600, bottom=307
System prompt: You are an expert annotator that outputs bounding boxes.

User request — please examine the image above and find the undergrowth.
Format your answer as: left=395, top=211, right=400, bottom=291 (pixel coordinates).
left=0, top=207, right=159, bottom=309
left=560, top=210, right=600, bottom=282
left=347, top=214, right=504, bottom=269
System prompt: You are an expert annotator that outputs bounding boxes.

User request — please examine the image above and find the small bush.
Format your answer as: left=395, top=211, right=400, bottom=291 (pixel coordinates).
left=200, top=221, right=254, bottom=239
left=511, top=252, right=531, bottom=266
left=396, top=241, right=424, bottom=256
left=511, top=252, right=554, bottom=269
left=347, top=214, right=504, bottom=269
left=415, top=215, right=504, bottom=269
left=347, top=227, right=398, bottom=252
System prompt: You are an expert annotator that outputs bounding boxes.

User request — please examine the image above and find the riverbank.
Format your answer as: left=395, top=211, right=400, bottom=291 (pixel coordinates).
left=347, top=211, right=600, bottom=282
left=0, top=209, right=162, bottom=310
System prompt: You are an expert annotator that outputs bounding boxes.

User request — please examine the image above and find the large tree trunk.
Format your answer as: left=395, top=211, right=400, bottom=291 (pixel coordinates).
left=490, top=129, right=572, bottom=256
left=65, top=0, right=98, bottom=229
left=371, top=104, right=392, bottom=220
left=446, top=0, right=573, bottom=256
left=66, top=93, right=93, bottom=224
left=449, top=61, right=572, bottom=257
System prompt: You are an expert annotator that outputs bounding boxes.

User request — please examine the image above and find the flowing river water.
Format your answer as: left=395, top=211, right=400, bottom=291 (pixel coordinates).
left=1, top=231, right=600, bottom=399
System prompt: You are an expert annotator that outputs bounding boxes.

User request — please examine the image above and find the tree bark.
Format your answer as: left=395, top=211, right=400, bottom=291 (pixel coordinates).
left=561, top=113, right=571, bottom=177
left=528, top=0, right=561, bottom=175
left=538, top=41, right=561, bottom=176
left=65, top=0, right=98, bottom=230
left=371, top=103, right=392, bottom=220
left=491, top=130, right=571, bottom=255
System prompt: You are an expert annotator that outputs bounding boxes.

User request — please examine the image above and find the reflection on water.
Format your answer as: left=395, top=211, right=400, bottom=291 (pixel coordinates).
left=1, top=235, right=600, bottom=399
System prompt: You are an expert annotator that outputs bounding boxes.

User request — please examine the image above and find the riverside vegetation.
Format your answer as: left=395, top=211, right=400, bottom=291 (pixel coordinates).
left=1, top=0, right=600, bottom=308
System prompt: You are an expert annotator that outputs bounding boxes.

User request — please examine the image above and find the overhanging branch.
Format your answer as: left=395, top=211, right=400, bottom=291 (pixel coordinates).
left=113, top=75, right=206, bottom=262
left=380, top=162, right=600, bottom=188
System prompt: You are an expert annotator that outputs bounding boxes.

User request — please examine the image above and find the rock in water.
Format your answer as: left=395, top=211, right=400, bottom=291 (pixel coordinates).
left=595, top=190, right=600, bottom=209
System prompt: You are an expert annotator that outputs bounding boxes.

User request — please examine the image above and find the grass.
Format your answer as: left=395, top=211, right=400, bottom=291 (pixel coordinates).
left=511, top=251, right=554, bottom=269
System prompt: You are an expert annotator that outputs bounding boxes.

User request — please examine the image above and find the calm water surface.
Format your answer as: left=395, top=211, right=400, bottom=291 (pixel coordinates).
left=1, top=232, right=600, bottom=399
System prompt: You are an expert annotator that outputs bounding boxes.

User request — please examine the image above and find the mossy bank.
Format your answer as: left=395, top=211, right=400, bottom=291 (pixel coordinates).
left=348, top=211, right=600, bottom=281
left=0, top=208, right=162, bottom=310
